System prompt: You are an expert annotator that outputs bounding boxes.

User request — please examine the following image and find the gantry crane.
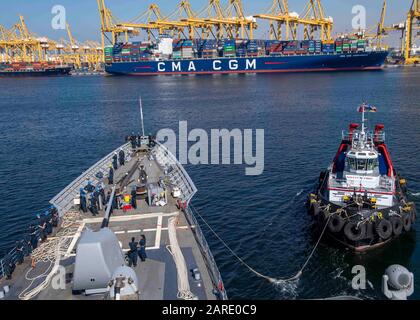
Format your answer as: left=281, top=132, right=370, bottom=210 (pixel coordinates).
left=120, top=4, right=191, bottom=40
left=368, top=0, right=418, bottom=64
left=66, top=23, right=82, bottom=69
left=374, top=0, right=405, bottom=50
left=300, top=0, right=333, bottom=41
left=405, top=0, right=420, bottom=64
left=199, top=0, right=256, bottom=39
left=254, top=0, right=332, bottom=41
left=60, top=23, right=103, bottom=70
left=97, top=0, right=155, bottom=45
left=0, top=15, right=103, bottom=70
left=0, top=15, right=52, bottom=63
left=253, top=0, right=294, bottom=40
left=97, top=0, right=257, bottom=43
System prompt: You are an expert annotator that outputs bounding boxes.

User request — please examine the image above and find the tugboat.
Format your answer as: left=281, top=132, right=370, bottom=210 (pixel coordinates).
left=308, top=104, right=416, bottom=252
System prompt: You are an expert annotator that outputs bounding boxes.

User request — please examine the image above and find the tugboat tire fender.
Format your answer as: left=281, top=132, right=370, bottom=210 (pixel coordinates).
left=344, top=222, right=366, bottom=241
left=402, top=214, right=412, bottom=232
left=328, top=214, right=345, bottom=233
left=390, top=216, right=403, bottom=236
left=376, top=219, right=393, bottom=240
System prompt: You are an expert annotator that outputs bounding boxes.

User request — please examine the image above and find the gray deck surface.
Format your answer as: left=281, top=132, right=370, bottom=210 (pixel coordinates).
left=1, top=146, right=217, bottom=300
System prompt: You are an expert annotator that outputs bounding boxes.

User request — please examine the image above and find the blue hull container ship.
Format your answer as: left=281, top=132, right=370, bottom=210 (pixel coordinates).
left=104, top=38, right=388, bottom=76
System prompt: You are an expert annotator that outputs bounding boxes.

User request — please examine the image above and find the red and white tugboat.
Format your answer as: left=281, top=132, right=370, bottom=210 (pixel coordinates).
left=308, top=103, right=416, bottom=252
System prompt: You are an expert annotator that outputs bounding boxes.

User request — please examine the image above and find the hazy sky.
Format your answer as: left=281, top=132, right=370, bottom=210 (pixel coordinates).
left=0, top=0, right=411, bottom=45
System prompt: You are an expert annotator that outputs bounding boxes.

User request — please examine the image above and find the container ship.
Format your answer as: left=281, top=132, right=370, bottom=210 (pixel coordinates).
left=104, top=38, right=388, bottom=76
left=0, top=62, right=72, bottom=77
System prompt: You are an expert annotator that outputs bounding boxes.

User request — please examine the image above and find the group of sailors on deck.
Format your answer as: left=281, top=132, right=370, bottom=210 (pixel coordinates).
left=79, top=182, right=107, bottom=216
left=127, top=235, right=147, bottom=267
left=1, top=207, right=59, bottom=280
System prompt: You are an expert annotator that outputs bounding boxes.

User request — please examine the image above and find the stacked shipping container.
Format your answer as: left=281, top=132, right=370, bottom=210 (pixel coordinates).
left=107, top=38, right=369, bottom=63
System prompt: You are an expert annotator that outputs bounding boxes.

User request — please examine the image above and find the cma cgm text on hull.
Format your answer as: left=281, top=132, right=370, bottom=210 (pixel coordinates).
left=105, top=51, right=388, bottom=75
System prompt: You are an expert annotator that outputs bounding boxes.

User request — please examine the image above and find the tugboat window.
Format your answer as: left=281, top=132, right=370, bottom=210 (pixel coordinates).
left=357, top=159, right=367, bottom=171
left=367, top=158, right=378, bottom=170
left=346, top=157, right=357, bottom=171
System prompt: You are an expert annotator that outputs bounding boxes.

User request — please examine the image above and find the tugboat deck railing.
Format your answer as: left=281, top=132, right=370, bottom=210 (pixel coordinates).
left=342, top=130, right=385, bottom=143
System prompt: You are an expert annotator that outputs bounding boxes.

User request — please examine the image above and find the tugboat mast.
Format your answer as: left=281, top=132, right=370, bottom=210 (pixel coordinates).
left=361, top=104, right=366, bottom=134
left=139, top=96, right=145, bottom=137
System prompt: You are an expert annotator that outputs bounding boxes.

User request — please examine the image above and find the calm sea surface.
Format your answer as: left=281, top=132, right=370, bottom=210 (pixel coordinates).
left=0, top=68, right=419, bottom=299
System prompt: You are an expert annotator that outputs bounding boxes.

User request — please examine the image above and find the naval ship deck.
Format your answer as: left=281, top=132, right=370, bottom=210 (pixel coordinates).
left=0, top=141, right=225, bottom=300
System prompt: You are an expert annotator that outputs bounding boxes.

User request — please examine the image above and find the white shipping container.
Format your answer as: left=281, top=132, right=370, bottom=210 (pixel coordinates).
left=158, top=38, right=173, bottom=55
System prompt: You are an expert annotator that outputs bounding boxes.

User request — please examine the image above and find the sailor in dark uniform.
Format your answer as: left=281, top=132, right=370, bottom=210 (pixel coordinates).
left=23, top=234, right=32, bottom=256
left=131, top=188, right=137, bottom=209
left=45, top=212, right=53, bottom=235
left=108, top=166, right=114, bottom=185
left=118, top=149, right=125, bottom=166
left=89, top=192, right=99, bottom=216
left=29, top=224, right=38, bottom=250
left=37, top=215, right=47, bottom=242
left=127, top=237, right=138, bottom=267
left=136, top=133, right=142, bottom=147
left=15, top=241, right=24, bottom=264
left=130, top=132, right=136, bottom=149
left=112, top=153, right=118, bottom=170
left=99, top=187, right=106, bottom=206
left=80, top=188, right=88, bottom=213
left=4, top=254, right=15, bottom=279
left=138, top=235, right=147, bottom=262
left=51, top=209, right=59, bottom=228
left=84, top=181, right=95, bottom=193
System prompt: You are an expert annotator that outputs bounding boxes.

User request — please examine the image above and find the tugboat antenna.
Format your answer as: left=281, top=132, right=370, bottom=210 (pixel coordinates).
left=139, top=96, right=145, bottom=137
left=361, top=103, right=366, bottom=134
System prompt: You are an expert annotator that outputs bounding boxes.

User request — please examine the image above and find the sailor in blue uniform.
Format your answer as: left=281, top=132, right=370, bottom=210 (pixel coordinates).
left=89, top=192, right=99, bottom=216
left=131, top=188, right=137, bottom=209
left=112, top=153, right=118, bottom=170
left=136, top=133, right=142, bottom=147
left=15, top=241, right=24, bottom=264
left=80, top=188, right=87, bottom=213
left=37, top=215, right=47, bottom=242
left=29, top=224, right=38, bottom=250
left=45, top=212, right=53, bottom=235
left=128, top=237, right=138, bottom=267
left=108, top=166, right=114, bottom=185
left=51, top=209, right=59, bottom=228
left=130, top=132, right=136, bottom=149
left=118, top=149, right=125, bottom=166
left=99, top=187, right=106, bottom=206
left=3, top=254, right=15, bottom=279
left=23, top=234, right=32, bottom=256
left=84, top=181, right=95, bottom=193
left=138, top=235, right=147, bottom=262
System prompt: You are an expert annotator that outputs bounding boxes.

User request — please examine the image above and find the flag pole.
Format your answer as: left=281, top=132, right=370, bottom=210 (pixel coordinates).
left=139, top=96, right=145, bottom=137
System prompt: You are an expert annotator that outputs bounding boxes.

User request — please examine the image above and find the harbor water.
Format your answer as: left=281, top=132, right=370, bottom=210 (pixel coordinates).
left=0, top=68, right=419, bottom=299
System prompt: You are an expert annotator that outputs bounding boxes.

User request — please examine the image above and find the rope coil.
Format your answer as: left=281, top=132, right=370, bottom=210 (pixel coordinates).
left=18, top=210, right=83, bottom=300
left=166, top=216, right=197, bottom=300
